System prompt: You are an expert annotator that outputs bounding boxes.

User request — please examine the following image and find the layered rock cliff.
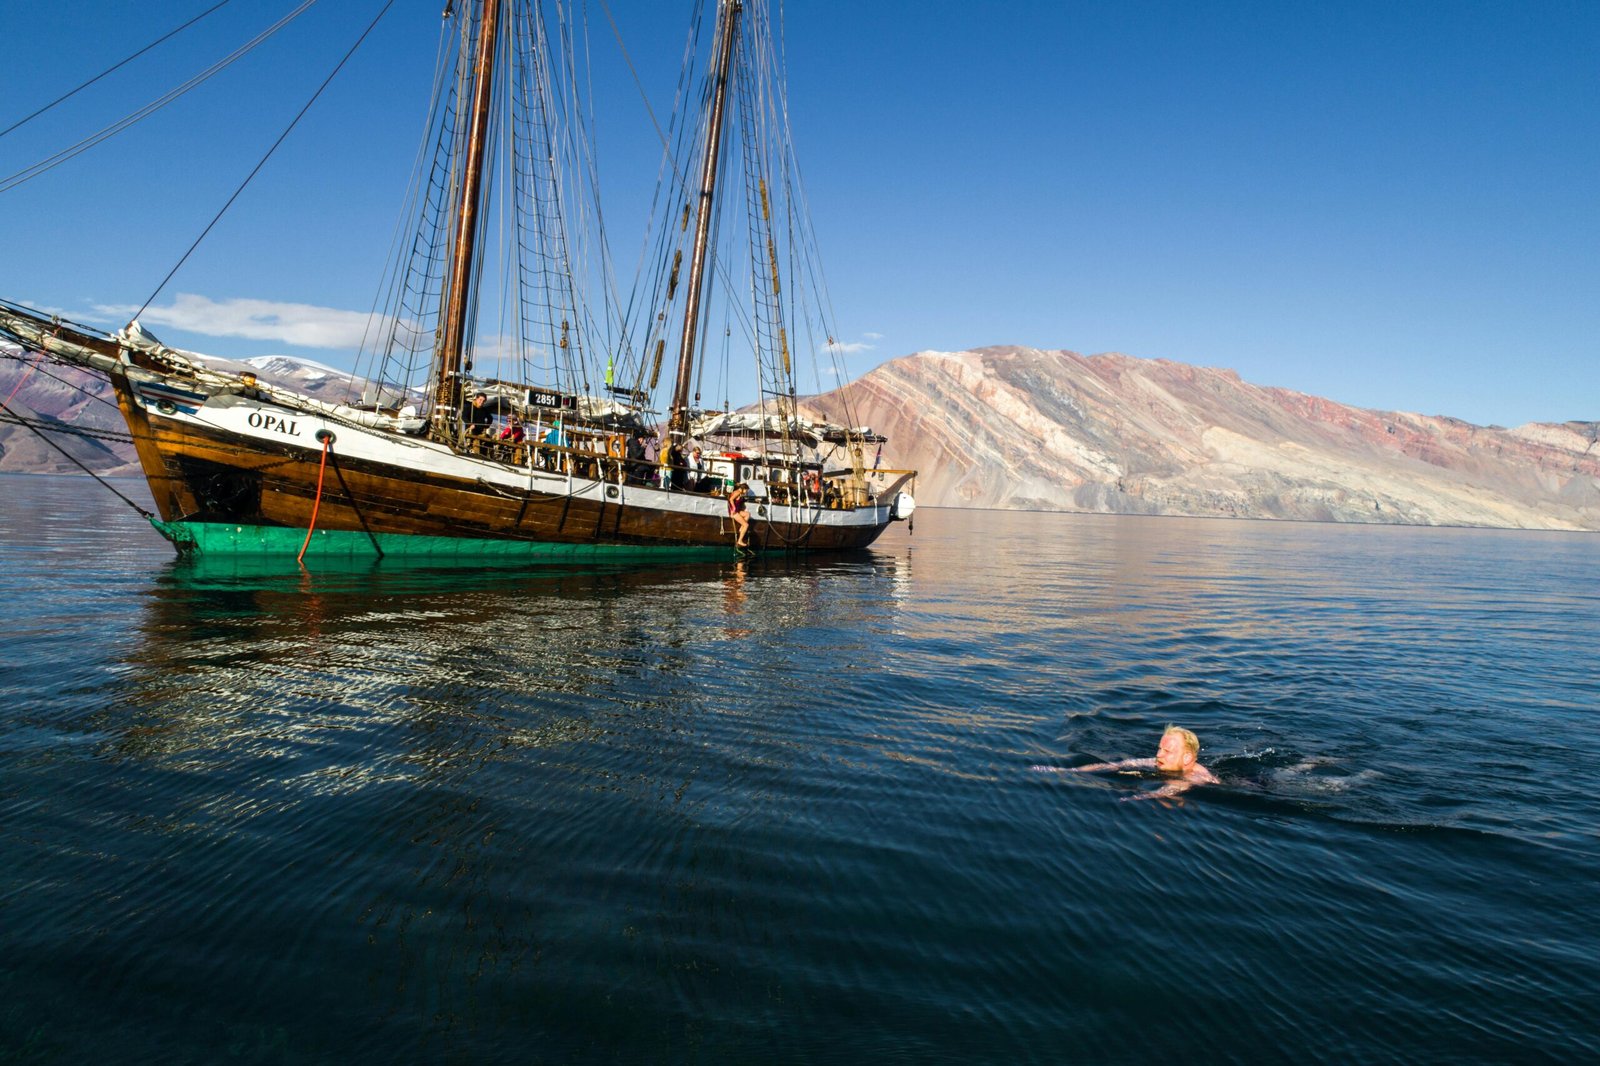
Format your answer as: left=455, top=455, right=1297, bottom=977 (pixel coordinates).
left=809, top=346, right=1600, bottom=531
left=0, top=353, right=139, bottom=477
left=6, top=343, right=1597, bottom=530
left=0, top=348, right=378, bottom=478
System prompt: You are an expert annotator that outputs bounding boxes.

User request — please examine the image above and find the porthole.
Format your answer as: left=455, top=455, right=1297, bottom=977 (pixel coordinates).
left=606, top=485, right=619, bottom=499
left=155, top=399, right=177, bottom=415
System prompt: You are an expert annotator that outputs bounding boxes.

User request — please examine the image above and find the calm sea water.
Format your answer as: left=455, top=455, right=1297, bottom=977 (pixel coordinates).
left=2, top=472, right=1597, bottom=1064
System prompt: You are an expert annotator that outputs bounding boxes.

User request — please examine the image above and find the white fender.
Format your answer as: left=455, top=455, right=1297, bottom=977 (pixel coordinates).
left=891, top=490, right=916, bottom=521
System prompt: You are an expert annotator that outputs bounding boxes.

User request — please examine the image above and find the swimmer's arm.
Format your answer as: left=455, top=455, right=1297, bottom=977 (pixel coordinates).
left=1124, top=768, right=1218, bottom=802
left=1029, top=758, right=1158, bottom=774
left=1070, top=757, right=1157, bottom=773
left=1125, top=779, right=1196, bottom=802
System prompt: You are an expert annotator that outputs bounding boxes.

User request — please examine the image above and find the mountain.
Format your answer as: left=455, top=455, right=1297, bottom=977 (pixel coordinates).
left=808, top=346, right=1600, bottom=531
left=8, top=341, right=1598, bottom=531
left=0, top=347, right=411, bottom=475
left=0, top=343, right=140, bottom=476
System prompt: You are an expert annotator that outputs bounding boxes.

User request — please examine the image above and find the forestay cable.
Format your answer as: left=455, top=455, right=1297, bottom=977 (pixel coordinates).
left=0, top=1, right=320, bottom=194
left=0, top=0, right=237, bottom=141
left=133, top=0, right=399, bottom=322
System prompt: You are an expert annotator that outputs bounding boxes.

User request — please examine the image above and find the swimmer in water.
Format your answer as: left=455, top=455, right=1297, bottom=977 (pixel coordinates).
left=1058, top=726, right=1219, bottom=801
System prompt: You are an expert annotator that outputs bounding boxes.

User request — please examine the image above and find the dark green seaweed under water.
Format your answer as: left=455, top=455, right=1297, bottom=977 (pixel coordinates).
left=2, top=473, right=1597, bottom=1064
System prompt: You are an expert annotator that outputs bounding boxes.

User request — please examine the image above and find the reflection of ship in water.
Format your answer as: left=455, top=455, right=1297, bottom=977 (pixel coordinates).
left=130, top=549, right=908, bottom=689
left=109, top=547, right=912, bottom=794
left=92, top=549, right=908, bottom=1046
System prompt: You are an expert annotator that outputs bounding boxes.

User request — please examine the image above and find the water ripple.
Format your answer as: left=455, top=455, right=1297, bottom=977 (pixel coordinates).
left=3, top=477, right=1599, bottom=1062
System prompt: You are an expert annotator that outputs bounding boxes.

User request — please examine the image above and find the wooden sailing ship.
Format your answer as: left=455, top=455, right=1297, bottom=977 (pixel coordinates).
left=0, top=0, right=914, bottom=558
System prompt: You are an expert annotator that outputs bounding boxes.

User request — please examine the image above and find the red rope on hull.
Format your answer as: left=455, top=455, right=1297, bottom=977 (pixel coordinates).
left=297, top=434, right=332, bottom=564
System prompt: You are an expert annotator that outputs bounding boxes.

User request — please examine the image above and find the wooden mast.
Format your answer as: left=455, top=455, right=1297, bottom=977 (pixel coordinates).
left=432, top=0, right=503, bottom=439
left=666, top=0, right=743, bottom=443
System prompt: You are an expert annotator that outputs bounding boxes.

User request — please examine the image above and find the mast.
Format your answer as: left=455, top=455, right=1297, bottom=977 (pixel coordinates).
left=432, top=0, right=503, bottom=438
left=666, top=0, right=743, bottom=442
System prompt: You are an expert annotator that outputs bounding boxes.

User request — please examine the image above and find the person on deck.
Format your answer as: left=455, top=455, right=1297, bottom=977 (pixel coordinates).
left=660, top=442, right=683, bottom=490
left=498, top=417, right=525, bottom=443
left=1059, top=726, right=1218, bottom=801
left=540, top=419, right=567, bottom=471
left=727, top=482, right=750, bottom=550
left=463, top=391, right=493, bottom=436
left=688, top=447, right=707, bottom=492
left=625, top=433, right=650, bottom=484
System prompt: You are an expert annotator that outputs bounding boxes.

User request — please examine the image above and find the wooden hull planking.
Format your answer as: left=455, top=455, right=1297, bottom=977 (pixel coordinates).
left=113, top=377, right=897, bottom=557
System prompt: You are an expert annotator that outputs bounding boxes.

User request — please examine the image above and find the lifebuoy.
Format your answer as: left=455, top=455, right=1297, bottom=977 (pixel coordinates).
left=606, top=434, right=624, bottom=459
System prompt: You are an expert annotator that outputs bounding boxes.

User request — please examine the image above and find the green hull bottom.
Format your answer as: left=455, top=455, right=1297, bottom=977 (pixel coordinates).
left=151, top=519, right=736, bottom=561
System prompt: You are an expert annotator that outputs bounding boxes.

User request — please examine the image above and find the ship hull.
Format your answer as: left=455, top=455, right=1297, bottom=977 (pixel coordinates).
left=114, top=375, right=899, bottom=558
left=148, top=519, right=736, bottom=559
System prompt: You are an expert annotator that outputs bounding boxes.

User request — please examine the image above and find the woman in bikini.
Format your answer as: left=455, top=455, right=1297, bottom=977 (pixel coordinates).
left=727, top=482, right=750, bottom=550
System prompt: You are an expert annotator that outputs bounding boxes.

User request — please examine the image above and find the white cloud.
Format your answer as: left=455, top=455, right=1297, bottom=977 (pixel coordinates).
left=823, top=331, right=883, bottom=356
left=92, top=293, right=390, bottom=350
left=461, top=332, right=541, bottom=365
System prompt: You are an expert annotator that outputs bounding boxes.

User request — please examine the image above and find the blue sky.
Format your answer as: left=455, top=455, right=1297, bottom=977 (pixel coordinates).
left=2, top=0, right=1595, bottom=427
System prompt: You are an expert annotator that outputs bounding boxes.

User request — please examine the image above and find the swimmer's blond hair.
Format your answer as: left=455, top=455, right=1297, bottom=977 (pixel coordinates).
left=1163, top=725, right=1200, bottom=756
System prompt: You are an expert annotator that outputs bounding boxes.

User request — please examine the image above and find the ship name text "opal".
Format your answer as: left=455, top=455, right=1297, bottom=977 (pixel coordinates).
left=247, top=411, right=302, bottom=437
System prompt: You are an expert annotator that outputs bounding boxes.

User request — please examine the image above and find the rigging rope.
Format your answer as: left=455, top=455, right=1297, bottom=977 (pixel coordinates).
left=2, top=349, right=41, bottom=406
left=0, top=393, right=153, bottom=519
left=0, top=1, right=319, bottom=194
left=0, top=410, right=133, bottom=445
left=1, top=347, right=123, bottom=411
left=297, top=432, right=334, bottom=563
left=133, top=0, right=399, bottom=322
left=347, top=5, right=459, bottom=406
left=0, top=0, right=237, bottom=141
